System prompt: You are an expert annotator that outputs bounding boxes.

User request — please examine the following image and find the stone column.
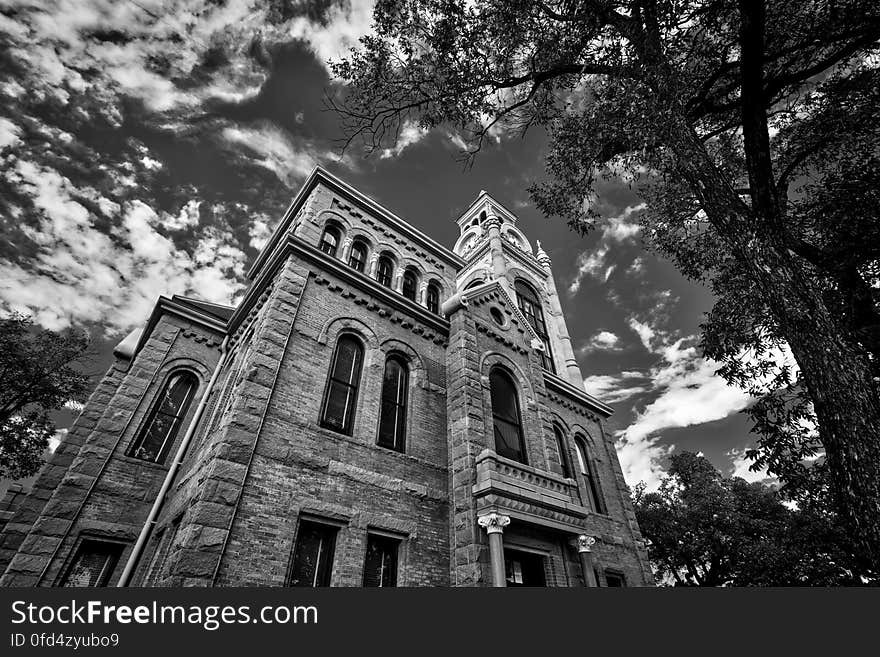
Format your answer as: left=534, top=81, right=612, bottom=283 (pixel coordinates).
left=340, top=237, right=353, bottom=263
left=575, top=534, right=598, bottom=587
left=536, top=242, right=584, bottom=386
left=484, top=210, right=510, bottom=293
left=478, top=512, right=511, bottom=587
left=369, top=253, right=379, bottom=278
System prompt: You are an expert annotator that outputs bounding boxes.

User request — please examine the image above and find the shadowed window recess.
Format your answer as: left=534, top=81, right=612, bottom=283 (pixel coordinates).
left=288, top=520, right=338, bottom=587
left=426, top=281, right=441, bottom=314
left=402, top=267, right=418, bottom=301
left=319, top=222, right=342, bottom=257
left=514, top=279, right=555, bottom=373
left=363, top=534, right=400, bottom=587
left=320, top=335, right=364, bottom=435
left=553, top=425, right=573, bottom=479
left=377, top=355, right=408, bottom=452
left=129, top=371, right=198, bottom=464
left=59, top=539, right=126, bottom=587
left=376, top=253, right=394, bottom=288
left=489, top=368, right=527, bottom=464
left=504, top=548, right=546, bottom=587
left=575, top=435, right=606, bottom=514
left=348, top=238, right=368, bottom=272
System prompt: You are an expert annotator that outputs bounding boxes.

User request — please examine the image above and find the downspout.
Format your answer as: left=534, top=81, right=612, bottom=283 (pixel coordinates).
left=116, top=334, right=230, bottom=587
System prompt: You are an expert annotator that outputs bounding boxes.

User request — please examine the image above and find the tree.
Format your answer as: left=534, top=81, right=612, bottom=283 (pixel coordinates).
left=632, top=452, right=871, bottom=586
left=0, top=313, right=90, bottom=479
left=329, top=0, right=880, bottom=566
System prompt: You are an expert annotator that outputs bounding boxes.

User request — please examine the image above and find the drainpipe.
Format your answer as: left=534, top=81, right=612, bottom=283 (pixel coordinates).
left=116, top=334, right=230, bottom=587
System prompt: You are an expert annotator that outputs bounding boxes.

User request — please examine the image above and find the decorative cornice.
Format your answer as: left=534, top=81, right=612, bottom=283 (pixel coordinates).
left=544, top=374, right=614, bottom=418
left=248, top=166, right=465, bottom=280
left=130, top=296, right=227, bottom=359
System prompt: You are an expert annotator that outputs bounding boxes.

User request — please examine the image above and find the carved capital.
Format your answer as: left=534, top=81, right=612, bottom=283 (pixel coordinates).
left=484, top=214, right=502, bottom=231
left=477, top=513, right=511, bottom=535
left=575, top=534, right=596, bottom=553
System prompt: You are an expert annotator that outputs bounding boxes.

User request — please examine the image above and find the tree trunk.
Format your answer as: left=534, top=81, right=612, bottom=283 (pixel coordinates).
left=668, top=119, right=880, bottom=569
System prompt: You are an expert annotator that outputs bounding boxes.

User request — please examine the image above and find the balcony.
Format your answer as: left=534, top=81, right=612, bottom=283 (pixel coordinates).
left=472, top=449, right=590, bottom=530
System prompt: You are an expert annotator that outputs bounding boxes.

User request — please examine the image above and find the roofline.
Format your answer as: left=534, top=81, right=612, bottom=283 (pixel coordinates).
left=129, top=296, right=227, bottom=361
left=455, top=190, right=522, bottom=228
left=544, top=374, right=615, bottom=418
left=247, top=166, right=466, bottom=280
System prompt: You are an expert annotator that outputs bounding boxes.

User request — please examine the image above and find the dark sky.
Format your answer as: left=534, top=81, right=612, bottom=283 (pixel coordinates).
left=0, top=1, right=770, bottom=493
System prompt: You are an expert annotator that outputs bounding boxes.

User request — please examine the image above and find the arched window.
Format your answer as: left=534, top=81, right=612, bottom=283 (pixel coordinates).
left=402, top=268, right=418, bottom=301
left=129, top=371, right=198, bottom=464
left=575, top=435, right=605, bottom=514
left=320, top=335, right=364, bottom=435
left=489, top=368, right=527, bottom=464
left=514, top=279, right=556, bottom=373
left=377, top=355, right=408, bottom=452
left=464, top=278, right=483, bottom=290
left=319, top=223, right=342, bottom=257
left=553, top=425, right=572, bottom=479
left=426, top=282, right=441, bottom=314
left=376, top=254, right=394, bottom=288
left=348, top=239, right=368, bottom=272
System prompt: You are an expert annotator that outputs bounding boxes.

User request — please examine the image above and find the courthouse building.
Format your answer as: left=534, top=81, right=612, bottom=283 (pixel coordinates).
left=0, top=168, right=653, bottom=587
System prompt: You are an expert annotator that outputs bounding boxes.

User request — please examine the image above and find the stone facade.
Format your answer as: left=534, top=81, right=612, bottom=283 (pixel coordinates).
left=0, top=168, right=654, bottom=587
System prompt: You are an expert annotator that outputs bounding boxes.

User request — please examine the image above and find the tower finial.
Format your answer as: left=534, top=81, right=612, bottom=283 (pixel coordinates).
left=535, top=240, right=551, bottom=268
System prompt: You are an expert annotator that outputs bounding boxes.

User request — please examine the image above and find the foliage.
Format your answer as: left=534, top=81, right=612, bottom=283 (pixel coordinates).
left=0, top=313, right=90, bottom=479
left=331, top=0, right=880, bottom=566
left=632, top=452, right=873, bottom=586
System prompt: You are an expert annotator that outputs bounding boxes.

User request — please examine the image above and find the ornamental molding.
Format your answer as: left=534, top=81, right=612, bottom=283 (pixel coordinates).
left=477, top=512, right=511, bottom=534
left=576, top=534, right=596, bottom=553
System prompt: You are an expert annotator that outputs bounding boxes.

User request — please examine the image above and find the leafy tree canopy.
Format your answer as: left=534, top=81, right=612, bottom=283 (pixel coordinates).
left=0, top=313, right=90, bottom=479
left=633, top=452, right=873, bottom=586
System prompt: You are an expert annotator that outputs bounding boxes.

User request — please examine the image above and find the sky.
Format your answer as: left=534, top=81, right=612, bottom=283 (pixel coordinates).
left=0, top=0, right=773, bottom=492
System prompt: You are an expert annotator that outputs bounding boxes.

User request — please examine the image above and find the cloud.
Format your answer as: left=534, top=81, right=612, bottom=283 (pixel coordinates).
left=584, top=371, right=650, bottom=404
left=728, top=447, right=775, bottom=484
left=602, top=203, right=645, bottom=242
left=627, top=256, right=645, bottom=276
left=0, top=117, right=22, bottom=149
left=289, top=0, right=376, bottom=74
left=0, top=158, right=245, bottom=334
left=580, top=330, right=623, bottom=354
left=248, top=214, right=274, bottom=252
left=569, top=244, right=610, bottom=295
left=380, top=120, right=429, bottom=159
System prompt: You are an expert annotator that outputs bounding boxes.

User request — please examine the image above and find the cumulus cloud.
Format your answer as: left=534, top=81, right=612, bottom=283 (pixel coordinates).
left=380, top=120, right=430, bottom=159
left=0, top=159, right=245, bottom=334
left=602, top=203, right=645, bottom=242
left=569, top=244, right=612, bottom=295
left=580, top=330, right=623, bottom=354
left=583, top=371, right=650, bottom=404
left=0, top=117, right=21, bottom=149
left=728, top=447, right=775, bottom=484
left=289, top=0, right=376, bottom=74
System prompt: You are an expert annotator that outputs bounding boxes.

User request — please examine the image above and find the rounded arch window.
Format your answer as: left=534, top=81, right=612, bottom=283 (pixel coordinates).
left=320, top=334, right=365, bottom=435
left=348, top=239, right=369, bottom=272
left=376, top=253, right=395, bottom=288
left=377, top=354, right=409, bottom=452
left=426, top=281, right=441, bottom=314
left=574, top=434, right=605, bottom=514
left=553, top=425, right=572, bottom=479
left=489, top=367, right=527, bottom=464
left=402, top=268, right=419, bottom=301
left=514, top=278, right=555, bottom=373
left=319, top=222, right=342, bottom=257
left=129, top=370, right=199, bottom=464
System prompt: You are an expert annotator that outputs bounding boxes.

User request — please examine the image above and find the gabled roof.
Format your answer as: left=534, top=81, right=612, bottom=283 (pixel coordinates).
left=171, top=295, right=235, bottom=322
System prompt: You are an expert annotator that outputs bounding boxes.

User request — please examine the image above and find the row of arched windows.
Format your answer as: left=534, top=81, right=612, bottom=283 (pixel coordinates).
left=319, top=221, right=443, bottom=315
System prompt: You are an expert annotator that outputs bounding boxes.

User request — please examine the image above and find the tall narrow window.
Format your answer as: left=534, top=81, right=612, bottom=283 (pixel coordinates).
left=348, top=239, right=368, bottom=272
left=426, top=282, right=440, bottom=314
left=402, top=268, right=418, bottom=301
left=60, top=539, right=125, bottom=587
left=575, top=435, right=605, bottom=514
left=515, top=279, right=556, bottom=373
left=363, top=534, right=400, bottom=587
left=319, top=224, right=341, bottom=257
left=377, top=356, right=408, bottom=452
left=320, top=336, right=364, bottom=435
left=553, top=425, right=572, bottom=478
left=489, top=368, right=527, bottom=464
left=377, top=254, right=394, bottom=288
left=604, top=571, right=626, bottom=587
left=129, top=371, right=198, bottom=464
left=288, top=520, right=337, bottom=587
